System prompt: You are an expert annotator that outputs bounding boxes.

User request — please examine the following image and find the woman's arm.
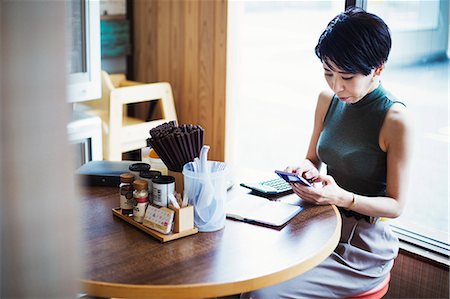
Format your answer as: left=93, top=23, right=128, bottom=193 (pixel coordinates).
left=292, top=103, right=413, bottom=218
left=286, top=91, right=333, bottom=179
left=306, top=90, right=334, bottom=169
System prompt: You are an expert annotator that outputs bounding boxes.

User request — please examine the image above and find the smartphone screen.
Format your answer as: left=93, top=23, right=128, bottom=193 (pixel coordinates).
left=274, top=170, right=313, bottom=187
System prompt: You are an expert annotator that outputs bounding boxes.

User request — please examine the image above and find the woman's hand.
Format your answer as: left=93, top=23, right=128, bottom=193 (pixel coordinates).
left=291, top=174, right=353, bottom=207
left=284, top=159, right=320, bottom=181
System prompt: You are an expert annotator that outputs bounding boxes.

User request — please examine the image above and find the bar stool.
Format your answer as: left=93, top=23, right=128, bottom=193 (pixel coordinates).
left=348, top=273, right=391, bottom=299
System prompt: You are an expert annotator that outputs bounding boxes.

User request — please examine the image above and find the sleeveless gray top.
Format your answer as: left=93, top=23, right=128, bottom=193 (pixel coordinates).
left=317, top=85, right=402, bottom=197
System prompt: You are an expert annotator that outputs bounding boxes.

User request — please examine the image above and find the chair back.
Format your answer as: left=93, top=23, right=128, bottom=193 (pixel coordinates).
left=77, top=71, right=178, bottom=161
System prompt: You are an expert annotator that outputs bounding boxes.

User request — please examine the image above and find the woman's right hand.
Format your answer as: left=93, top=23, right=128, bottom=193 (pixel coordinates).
left=284, top=159, right=320, bottom=182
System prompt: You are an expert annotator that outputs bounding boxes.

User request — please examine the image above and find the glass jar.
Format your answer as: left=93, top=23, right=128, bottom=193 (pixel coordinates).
left=139, top=170, right=162, bottom=199
left=152, top=175, right=175, bottom=207
left=133, top=179, right=149, bottom=223
left=119, top=173, right=135, bottom=215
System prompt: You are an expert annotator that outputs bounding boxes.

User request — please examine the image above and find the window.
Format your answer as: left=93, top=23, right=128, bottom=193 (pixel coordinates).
left=366, top=0, right=449, bottom=254
left=227, top=0, right=449, bottom=256
left=67, top=0, right=101, bottom=102
left=67, top=0, right=103, bottom=164
left=226, top=1, right=342, bottom=173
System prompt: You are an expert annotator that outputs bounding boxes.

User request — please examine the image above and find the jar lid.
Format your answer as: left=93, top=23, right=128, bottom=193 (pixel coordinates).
left=139, top=170, right=162, bottom=179
left=152, top=175, right=175, bottom=184
left=129, top=163, right=151, bottom=172
left=133, top=179, right=148, bottom=190
left=120, top=173, right=135, bottom=183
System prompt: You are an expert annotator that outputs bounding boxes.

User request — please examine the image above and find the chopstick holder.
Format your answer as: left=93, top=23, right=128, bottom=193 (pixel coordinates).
left=169, top=204, right=194, bottom=233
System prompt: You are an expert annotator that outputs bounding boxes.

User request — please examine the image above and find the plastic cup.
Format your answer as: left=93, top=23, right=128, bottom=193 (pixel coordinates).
left=182, top=161, right=227, bottom=232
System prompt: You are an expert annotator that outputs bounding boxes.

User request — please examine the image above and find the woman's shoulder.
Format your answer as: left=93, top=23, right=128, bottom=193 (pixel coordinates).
left=385, top=102, right=410, bottom=128
left=318, top=90, right=334, bottom=104
left=313, top=90, right=335, bottom=125
left=381, top=102, right=413, bottom=150
left=316, top=90, right=334, bottom=113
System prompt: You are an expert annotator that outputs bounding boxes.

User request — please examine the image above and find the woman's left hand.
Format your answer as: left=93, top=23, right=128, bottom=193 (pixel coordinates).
left=290, top=174, right=350, bottom=207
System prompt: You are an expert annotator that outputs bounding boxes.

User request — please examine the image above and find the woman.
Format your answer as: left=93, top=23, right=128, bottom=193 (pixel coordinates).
left=242, top=7, right=412, bottom=298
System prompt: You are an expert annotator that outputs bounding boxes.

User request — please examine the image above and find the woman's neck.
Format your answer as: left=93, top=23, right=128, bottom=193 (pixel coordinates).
left=367, top=78, right=381, bottom=94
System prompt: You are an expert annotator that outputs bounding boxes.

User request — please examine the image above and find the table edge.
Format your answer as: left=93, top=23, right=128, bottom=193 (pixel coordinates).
left=81, top=205, right=342, bottom=299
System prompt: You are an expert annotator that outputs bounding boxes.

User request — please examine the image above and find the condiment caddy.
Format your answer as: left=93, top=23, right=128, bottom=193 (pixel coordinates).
left=112, top=206, right=198, bottom=242
left=113, top=169, right=198, bottom=242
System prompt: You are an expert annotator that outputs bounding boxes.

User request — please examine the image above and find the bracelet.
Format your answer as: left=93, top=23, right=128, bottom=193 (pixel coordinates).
left=346, top=193, right=357, bottom=210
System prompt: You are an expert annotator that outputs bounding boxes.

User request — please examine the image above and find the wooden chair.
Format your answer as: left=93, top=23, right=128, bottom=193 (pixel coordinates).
left=78, top=71, right=177, bottom=161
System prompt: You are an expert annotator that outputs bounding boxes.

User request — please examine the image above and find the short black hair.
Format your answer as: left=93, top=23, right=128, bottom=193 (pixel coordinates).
left=315, top=7, right=391, bottom=76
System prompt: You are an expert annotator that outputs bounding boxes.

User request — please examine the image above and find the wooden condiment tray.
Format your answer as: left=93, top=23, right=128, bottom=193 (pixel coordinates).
left=112, top=207, right=198, bottom=242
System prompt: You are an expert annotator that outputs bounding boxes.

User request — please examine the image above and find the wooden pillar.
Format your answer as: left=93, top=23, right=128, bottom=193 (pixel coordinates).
left=132, top=0, right=227, bottom=162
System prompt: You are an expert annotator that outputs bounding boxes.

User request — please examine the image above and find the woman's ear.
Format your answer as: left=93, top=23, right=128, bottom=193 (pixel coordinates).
left=374, top=64, right=385, bottom=76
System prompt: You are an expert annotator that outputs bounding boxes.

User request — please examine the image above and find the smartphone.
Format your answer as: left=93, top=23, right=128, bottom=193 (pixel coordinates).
left=275, top=170, right=313, bottom=187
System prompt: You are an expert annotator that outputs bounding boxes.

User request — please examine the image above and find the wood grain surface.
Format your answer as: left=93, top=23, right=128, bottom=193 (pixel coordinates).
left=132, top=0, right=227, bottom=162
left=80, top=186, right=341, bottom=298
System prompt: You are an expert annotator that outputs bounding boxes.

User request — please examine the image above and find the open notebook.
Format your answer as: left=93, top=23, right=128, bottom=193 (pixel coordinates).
left=226, top=194, right=303, bottom=227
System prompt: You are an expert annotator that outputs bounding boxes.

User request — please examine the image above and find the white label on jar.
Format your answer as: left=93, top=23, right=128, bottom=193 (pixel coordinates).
left=120, top=194, right=134, bottom=210
left=133, top=202, right=148, bottom=223
left=152, top=182, right=174, bottom=207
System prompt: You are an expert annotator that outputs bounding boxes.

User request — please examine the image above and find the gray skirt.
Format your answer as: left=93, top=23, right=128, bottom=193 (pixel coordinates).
left=241, top=215, right=398, bottom=299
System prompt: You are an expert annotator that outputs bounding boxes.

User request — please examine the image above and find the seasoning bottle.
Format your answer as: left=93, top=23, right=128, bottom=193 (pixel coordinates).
left=152, top=175, right=175, bottom=207
left=133, top=180, right=149, bottom=223
left=139, top=170, right=162, bottom=199
left=119, top=173, right=135, bottom=215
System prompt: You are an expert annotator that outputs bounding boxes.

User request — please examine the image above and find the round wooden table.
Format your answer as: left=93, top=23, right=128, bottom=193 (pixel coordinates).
left=80, top=186, right=341, bottom=298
